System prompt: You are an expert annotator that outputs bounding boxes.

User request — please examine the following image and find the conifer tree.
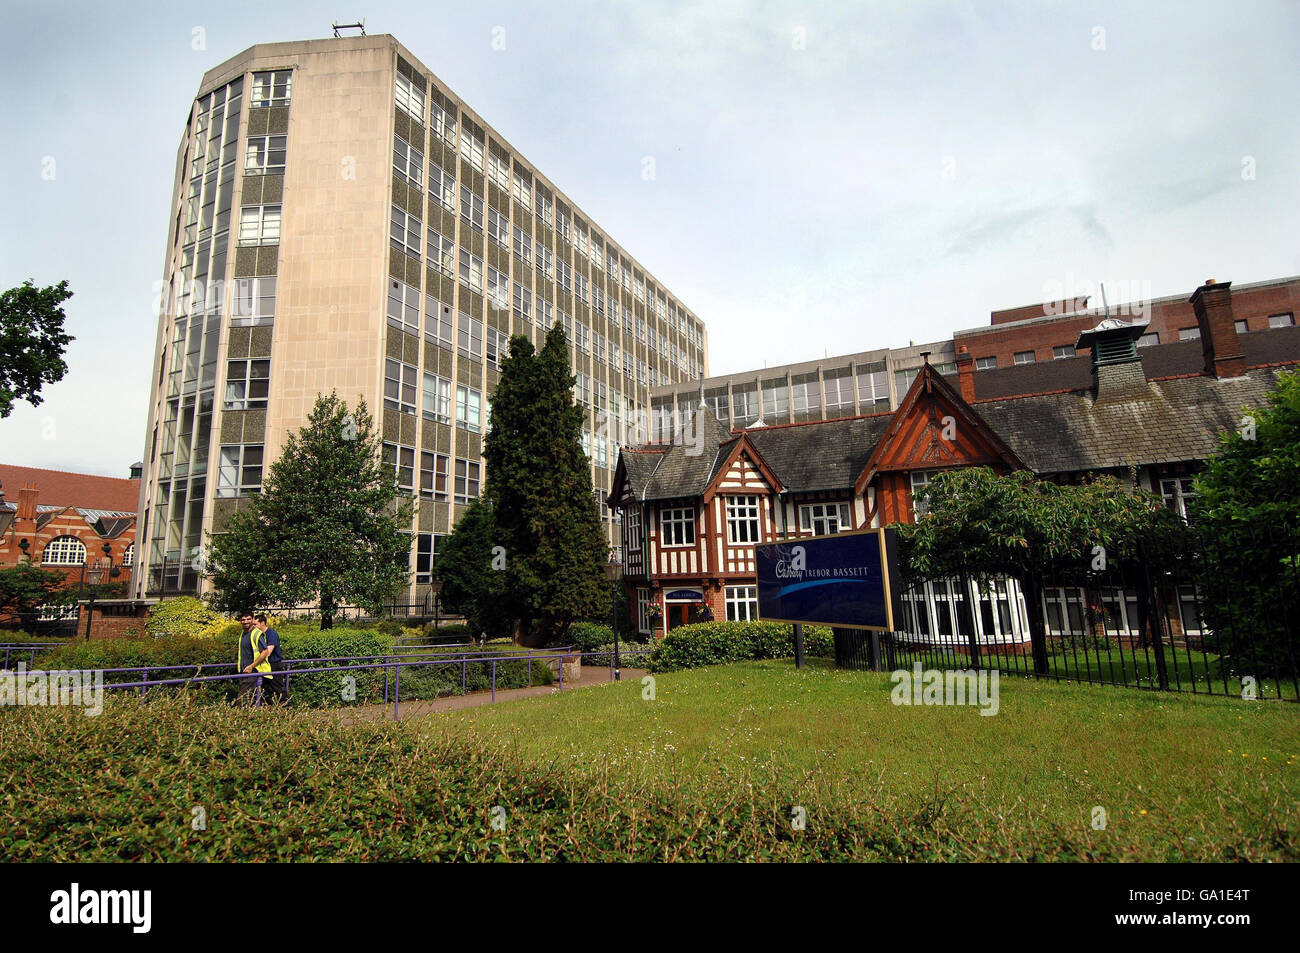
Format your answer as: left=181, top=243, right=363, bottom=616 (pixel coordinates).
left=207, top=393, right=412, bottom=628
left=480, top=324, right=609, bottom=644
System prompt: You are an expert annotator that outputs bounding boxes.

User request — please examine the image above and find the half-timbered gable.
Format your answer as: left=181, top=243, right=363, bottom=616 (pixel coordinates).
left=854, top=362, right=1026, bottom=524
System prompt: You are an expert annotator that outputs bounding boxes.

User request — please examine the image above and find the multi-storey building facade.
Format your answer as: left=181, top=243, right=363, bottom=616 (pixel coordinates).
left=133, top=34, right=707, bottom=601
left=612, top=279, right=1300, bottom=641
left=648, top=340, right=956, bottom=431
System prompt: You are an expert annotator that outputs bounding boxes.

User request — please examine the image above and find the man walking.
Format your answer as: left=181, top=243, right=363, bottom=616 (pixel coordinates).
left=254, top=613, right=287, bottom=704
left=236, top=611, right=272, bottom=705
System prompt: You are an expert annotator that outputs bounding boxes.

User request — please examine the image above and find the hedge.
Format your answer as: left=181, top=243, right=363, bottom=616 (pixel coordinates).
left=0, top=694, right=996, bottom=861
left=647, top=621, right=834, bottom=673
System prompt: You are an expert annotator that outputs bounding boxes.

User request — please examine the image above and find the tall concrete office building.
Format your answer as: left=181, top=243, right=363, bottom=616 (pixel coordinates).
left=133, top=33, right=708, bottom=601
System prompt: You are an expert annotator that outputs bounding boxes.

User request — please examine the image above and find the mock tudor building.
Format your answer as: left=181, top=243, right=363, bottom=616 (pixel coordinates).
left=610, top=279, right=1300, bottom=642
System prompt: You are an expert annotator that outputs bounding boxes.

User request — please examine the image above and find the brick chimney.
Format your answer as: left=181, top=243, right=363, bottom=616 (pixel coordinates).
left=955, top=345, right=975, bottom=402
left=16, top=485, right=38, bottom=521
left=1075, top=319, right=1150, bottom=401
left=1190, top=279, right=1245, bottom=379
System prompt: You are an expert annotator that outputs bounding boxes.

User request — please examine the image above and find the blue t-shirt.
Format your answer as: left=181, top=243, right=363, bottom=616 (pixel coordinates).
left=261, top=627, right=283, bottom=666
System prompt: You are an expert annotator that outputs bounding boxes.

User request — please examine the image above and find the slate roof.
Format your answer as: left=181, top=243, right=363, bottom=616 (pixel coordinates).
left=976, top=368, right=1283, bottom=474
left=612, top=326, right=1300, bottom=503
left=614, top=409, right=893, bottom=500
left=744, top=416, right=893, bottom=491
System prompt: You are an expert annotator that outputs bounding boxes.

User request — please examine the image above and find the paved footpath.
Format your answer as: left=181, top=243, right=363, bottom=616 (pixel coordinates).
left=341, top=664, right=649, bottom=722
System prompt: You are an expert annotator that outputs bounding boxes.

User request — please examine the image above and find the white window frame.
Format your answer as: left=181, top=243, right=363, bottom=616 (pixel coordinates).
left=458, top=313, right=483, bottom=361
left=459, top=186, right=484, bottom=231
left=422, top=373, right=452, bottom=424
left=725, top=585, right=759, bottom=622
left=454, top=458, right=481, bottom=504
left=427, top=228, right=455, bottom=278
left=799, top=502, right=852, bottom=535
left=387, top=278, right=421, bottom=334
left=459, top=129, right=485, bottom=172
left=238, top=205, right=281, bottom=246
left=456, top=384, right=482, bottom=433
left=910, top=469, right=940, bottom=518
left=41, top=535, right=86, bottom=566
left=425, top=296, right=454, bottom=349
left=390, top=206, right=422, bottom=259
left=660, top=507, right=696, bottom=547
left=725, top=495, right=762, bottom=545
left=392, top=135, right=424, bottom=186
left=384, top=358, right=418, bottom=416
left=1160, top=477, right=1198, bottom=522
left=217, top=444, right=264, bottom=498
left=395, top=73, right=425, bottom=120
left=429, top=162, right=456, bottom=211
left=245, top=135, right=287, bottom=175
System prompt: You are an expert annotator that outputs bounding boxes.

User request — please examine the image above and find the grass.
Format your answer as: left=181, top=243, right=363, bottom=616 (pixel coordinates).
left=1, top=658, right=1295, bottom=861
left=425, top=658, right=1300, bottom=860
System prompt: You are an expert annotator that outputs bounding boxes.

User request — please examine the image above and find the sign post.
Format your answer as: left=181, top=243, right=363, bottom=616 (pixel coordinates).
left=755, top=529, right=903, bottom=667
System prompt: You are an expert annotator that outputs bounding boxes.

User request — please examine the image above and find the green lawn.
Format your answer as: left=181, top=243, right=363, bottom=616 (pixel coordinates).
left=2, top=658, right=1295, bottom=861
left=424, top=658, right=1299, bottom=860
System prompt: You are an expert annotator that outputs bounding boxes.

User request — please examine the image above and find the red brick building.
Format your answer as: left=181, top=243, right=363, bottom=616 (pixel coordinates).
left=0, top=465, right=141, bottom=600
left=954, top=274, right=1298, bottom=370
left=611, top=280, right=1300, bottom=642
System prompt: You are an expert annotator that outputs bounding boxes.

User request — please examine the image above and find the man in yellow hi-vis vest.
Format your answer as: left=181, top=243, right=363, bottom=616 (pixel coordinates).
left=236, top=611, right=272, bottom=705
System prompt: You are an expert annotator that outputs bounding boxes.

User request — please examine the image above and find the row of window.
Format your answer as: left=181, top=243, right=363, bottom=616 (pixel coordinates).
left=383, top=358, right=485, bottom=431
left=388, top=74, right=704, bottom=347
left=388, top=272, right=698, bottom=381
left=383, top=444, right=481, bottom=503
left=972, top=314, right=1296, bottom=368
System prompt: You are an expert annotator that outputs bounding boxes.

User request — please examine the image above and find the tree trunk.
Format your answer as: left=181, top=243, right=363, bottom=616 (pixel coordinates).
left=320, top=593, right=335, bottom=631
left=1020, top=573, right=1050, bottom=675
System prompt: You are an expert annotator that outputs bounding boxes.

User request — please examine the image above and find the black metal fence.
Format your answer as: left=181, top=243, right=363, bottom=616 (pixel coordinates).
left=838, top=520, right=1300, bottom=700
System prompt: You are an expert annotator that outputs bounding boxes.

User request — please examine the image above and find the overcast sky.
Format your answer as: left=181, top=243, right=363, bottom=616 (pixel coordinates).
left=2, top=0, right=1297, bottom=478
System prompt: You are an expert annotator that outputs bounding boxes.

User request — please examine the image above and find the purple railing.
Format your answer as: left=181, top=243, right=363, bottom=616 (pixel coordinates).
left=0, top=644, right=60, bottom=670
left=41, top=646, right=653, bottom=719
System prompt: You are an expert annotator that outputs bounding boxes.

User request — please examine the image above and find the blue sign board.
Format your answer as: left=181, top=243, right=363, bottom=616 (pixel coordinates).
left=755, top=529, right=901, bottom=631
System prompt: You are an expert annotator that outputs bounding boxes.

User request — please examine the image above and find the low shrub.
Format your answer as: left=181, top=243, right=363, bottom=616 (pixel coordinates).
left=146, top=597, right=228, bottom=639
left=648, top=621, right=833, bottom=673
left=583, top=643, right=656, bottom=668
left=551, top=622, right=616, bottom=652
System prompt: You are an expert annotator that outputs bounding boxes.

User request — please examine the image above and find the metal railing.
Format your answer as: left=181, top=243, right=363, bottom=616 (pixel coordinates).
left=32, top=646, right=654, bottom=718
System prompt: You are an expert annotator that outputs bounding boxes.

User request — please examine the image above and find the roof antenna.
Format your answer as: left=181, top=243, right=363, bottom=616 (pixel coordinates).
left=332, top=19, right=366, bottom=37
left=1100, top=281, right=1110, bottom=320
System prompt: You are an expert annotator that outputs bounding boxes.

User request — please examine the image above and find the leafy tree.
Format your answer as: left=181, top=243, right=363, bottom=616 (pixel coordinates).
left=0, top=280, right=75, bottom=418
left=1192, top=369, right=1300, bottom=677
left=896, top=467, right=1175, bottom=672
left=481, top=325, right=610, bottom=645
left=206, top=393, right=413, bottom=628
left=0, top=562, right=70, bottom=628
left=431, top=498, right=511, bottom=640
